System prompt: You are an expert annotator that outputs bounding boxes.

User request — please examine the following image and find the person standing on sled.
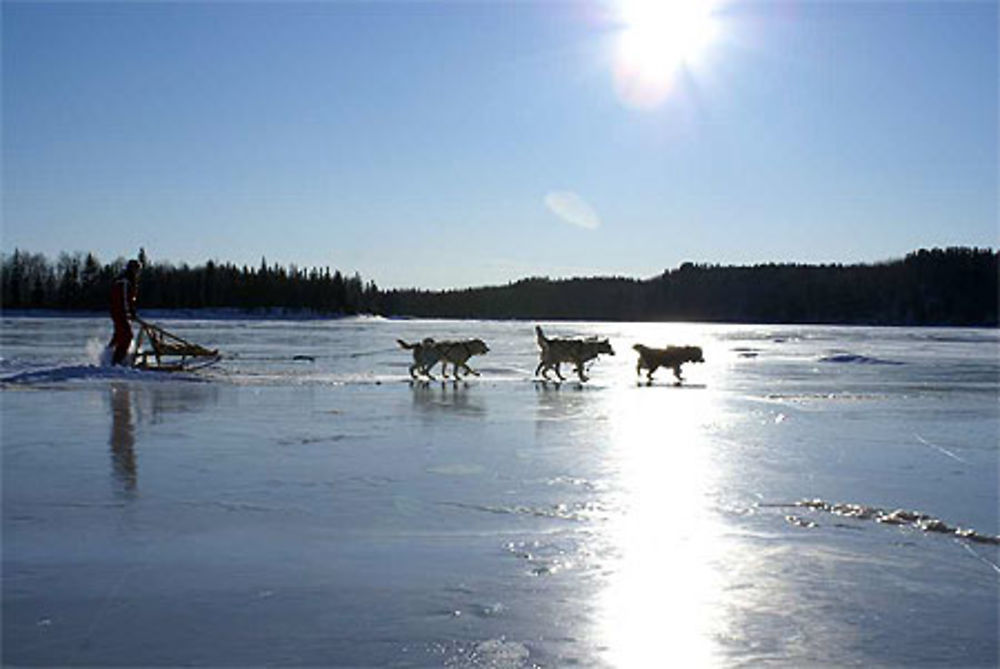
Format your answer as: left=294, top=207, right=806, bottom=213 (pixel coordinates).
left=108, top=259, right=141, bottom=365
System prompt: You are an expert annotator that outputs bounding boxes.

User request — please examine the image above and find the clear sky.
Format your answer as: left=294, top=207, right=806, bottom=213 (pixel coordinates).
left=3, top=1, right=997, bottom=289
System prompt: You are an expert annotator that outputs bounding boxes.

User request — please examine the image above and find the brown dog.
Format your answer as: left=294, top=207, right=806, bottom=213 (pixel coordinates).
left=633, top=344, right=704, bottom=383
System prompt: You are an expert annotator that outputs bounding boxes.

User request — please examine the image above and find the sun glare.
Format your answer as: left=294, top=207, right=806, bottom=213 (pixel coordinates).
left=613, top=0, right=720, bottom=108
left=596, top=377, right=725, bottom=665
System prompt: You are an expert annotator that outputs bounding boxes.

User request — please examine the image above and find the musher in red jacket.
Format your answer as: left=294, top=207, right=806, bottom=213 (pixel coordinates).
left=108, top=260, right=141, bottom=365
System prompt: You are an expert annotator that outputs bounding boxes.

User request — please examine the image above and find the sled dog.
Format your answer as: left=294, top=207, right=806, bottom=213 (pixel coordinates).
left=534, top=325, right=614, bottom=382
left=633, top=344, right=704, bottom=383
left=435, top=339, right=489, bottom=379
left=397, top=338, right=443, bottom=379
left=397, top=338, right=489, bottom=380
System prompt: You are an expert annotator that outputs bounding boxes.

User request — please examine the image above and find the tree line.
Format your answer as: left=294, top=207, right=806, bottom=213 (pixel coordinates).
left=381, top=247, right=998, bottom=326
left=0, top=249, right=380, bottom=315
left=1, top=246, right=996, bottom=326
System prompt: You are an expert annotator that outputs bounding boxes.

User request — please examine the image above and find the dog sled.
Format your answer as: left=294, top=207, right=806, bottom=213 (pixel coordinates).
left=132, top=318, right=221, bottom=372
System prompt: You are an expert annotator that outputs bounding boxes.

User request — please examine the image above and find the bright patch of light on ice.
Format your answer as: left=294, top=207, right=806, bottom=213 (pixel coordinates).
left=544, top=191, right=601, bottom=230
left=596, top=384, right=725, bottom=665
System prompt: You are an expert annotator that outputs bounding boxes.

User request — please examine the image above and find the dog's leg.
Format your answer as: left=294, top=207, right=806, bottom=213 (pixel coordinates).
left=554, top=362, right=566, bottom=382
left=672, top=365, right=683, bottom=383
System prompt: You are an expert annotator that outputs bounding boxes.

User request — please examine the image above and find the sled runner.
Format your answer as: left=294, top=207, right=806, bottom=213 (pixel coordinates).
left=132, top=318, right=221, bottom=372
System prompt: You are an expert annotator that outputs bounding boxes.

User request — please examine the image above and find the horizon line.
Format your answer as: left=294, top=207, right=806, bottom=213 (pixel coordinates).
left=1, top=245, right=995, bottom=293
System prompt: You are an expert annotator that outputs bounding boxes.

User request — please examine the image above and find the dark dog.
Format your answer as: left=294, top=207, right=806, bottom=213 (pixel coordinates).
left=535, top=325, right=614, bottom=382
left=397, top=337, right=489, bottom=380
left=397, top=338, right=442, bottom=379
left=633, top=344, right=704, bottom=383
left=434, top=339, right=489, bottom=379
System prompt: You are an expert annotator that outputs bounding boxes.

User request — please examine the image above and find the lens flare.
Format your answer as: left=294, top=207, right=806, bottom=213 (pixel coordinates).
left=545, top=190, right=602, bottom=230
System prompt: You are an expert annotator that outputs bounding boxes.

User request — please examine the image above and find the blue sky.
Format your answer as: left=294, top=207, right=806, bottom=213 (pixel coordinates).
left=3, top=1, right=996, bottom=289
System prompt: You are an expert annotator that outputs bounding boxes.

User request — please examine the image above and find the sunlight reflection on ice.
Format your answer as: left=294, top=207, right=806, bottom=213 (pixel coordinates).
left=597, top=381, right=724, bottom=665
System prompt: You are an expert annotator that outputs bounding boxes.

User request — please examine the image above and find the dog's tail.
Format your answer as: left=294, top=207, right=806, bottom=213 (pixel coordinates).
left=397, top=339, right=417, bottom=350
left=535, top=325, right=548, bottom=349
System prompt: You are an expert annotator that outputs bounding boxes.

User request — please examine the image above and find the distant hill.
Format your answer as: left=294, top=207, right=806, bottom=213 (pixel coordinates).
left=382, top=248, right=998, bottom=326
left=2, top=247, right=996, bottom=326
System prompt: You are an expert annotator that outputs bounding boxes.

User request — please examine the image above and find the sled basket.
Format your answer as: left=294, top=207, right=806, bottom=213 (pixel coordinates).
left=133, top=318, right=221, bottom=372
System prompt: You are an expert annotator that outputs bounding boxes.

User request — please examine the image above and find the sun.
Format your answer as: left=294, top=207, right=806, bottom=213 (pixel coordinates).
left=613, top=0, right=720, bottom=108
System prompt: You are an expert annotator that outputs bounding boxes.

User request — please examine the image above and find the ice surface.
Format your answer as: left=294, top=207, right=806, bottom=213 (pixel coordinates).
left=2, top=316, right=998, bottom=666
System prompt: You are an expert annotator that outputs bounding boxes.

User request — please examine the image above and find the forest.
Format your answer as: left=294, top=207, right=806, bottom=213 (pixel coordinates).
left=0, top=248, right=380, bottom=315
left=384, top=247, right=998, bottom=326
left=1, top=247, right=996, bottom=326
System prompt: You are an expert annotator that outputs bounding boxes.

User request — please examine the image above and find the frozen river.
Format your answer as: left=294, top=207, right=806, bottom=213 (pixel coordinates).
left=2, top=316, right=998, bottom=666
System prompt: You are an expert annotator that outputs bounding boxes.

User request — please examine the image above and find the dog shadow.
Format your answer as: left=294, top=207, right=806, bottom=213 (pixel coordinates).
left=409, top=379, right=487, bottom=416
left=532, top=378, right=594, bottom=392
left=408, top=377, right=470, bottom=389
left=638, top=379, right=707, bottom=389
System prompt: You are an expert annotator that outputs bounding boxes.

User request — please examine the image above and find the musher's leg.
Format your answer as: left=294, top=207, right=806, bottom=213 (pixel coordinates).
left=111, top=318, right=133, bottom=365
